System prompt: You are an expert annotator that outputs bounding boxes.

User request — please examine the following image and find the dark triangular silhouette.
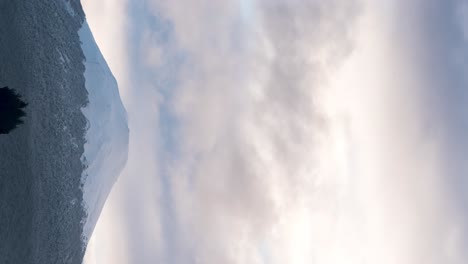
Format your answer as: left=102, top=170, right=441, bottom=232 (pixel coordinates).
left=0, top=87, right=28, bottom=134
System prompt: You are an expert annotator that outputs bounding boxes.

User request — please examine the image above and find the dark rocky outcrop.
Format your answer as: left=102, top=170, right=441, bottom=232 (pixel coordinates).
left=0, top=86, right=27, bottom=134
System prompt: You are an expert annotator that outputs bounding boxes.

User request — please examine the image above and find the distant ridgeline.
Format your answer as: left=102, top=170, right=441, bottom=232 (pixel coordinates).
left=0, top=87, right=27, bottom=134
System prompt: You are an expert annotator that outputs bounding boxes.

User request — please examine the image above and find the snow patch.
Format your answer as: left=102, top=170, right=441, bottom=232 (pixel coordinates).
left=79, top=21, right=129, bottom=243
left=56, top=48, right=70, bottom=72
left=63, top=0, right=77, bottom=17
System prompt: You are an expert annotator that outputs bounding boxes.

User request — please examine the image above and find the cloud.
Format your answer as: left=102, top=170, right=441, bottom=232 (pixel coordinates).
left=337, top=1, right=468, bottom=263
left=141, top=1, right=361, bottom=263
left=83, top=0, right=468, bottom=263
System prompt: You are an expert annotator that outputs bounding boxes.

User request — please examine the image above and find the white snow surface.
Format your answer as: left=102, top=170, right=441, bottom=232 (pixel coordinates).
left=79, top=21, right=129, bottom=243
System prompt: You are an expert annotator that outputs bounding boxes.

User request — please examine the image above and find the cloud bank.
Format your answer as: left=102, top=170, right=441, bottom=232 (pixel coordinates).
left=83, top=0, right=468, bottom=263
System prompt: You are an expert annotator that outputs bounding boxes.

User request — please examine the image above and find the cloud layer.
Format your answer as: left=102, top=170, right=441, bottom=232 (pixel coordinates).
left=83, top=0, right=468, bottom=263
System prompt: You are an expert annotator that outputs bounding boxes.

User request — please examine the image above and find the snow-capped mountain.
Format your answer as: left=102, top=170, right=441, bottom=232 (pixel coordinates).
left=79, top=20, right=129, bottom=243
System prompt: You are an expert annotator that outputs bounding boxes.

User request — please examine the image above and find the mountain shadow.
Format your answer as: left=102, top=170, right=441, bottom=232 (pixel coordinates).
left=0, top=87, right=27, bottom=134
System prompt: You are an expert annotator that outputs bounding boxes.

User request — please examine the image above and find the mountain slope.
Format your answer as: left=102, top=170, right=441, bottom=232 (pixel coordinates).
left=78, top=20, right=129, bottom=243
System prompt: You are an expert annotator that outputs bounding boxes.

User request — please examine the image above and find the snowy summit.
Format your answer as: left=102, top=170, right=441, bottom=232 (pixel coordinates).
left=78, top=20, right=129, bottom=243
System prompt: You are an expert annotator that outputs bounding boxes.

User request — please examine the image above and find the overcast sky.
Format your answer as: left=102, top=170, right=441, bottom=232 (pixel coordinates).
left=82, top=0, right=468, bottom=263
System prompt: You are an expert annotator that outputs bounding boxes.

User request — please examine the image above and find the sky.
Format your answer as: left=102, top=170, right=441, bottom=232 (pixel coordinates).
left=82, top=0, right=468, bottom=263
